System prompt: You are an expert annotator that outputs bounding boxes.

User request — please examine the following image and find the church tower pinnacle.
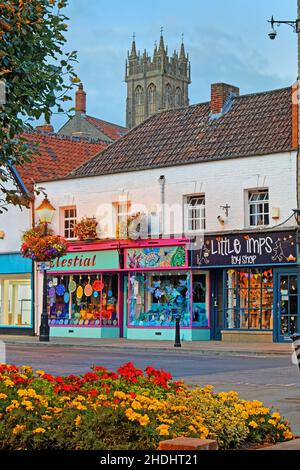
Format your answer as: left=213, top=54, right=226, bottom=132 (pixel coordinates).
left=125, top=30, right=191, bottom=129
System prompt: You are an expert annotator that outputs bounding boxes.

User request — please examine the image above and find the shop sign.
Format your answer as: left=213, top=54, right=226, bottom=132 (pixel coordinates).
left=48, top=250, right=119, bottom=272
left=190, top=231, right=297, bottom=267
left=126, top=246, right=186, bottom=269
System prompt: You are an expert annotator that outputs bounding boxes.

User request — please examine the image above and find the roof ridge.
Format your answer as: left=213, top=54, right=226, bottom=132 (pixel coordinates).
left=85, top=115, right=128, bottom=130
left=23, top=129, right=107, bottom=145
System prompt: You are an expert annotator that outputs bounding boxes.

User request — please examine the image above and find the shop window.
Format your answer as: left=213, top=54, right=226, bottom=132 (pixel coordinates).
left=128, top=271, right=190, bottom=327
left=48, top=273, right=119, bottom=327
left=185, top=195, right=205, bottom=232
left=61, top=207, right=77, bottom=239
left=192, top=272, right=209, bottom=327
left=225, top=268, right=273, bottom=330
left=0, top=275, right=32, bottom=327
left=248, top=190, right=269, bottom=227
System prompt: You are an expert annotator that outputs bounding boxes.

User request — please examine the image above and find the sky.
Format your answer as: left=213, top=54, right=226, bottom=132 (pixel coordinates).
left=49, top=0, right=298, bottom=131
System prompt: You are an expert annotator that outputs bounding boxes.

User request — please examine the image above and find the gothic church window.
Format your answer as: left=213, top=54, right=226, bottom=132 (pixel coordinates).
left=175, top=87, right=182, bottom=107
left=147, top=83, right=156, bottom=115
left=165, top=83, right=173, bottom=108
left=135, top=85, right=144, bottom=125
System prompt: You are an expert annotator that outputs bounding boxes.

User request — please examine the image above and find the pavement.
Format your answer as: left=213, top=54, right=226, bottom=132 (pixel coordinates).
left=0, top=335, right=294, bottom=357
left=260, top=438, right=300, bottom=450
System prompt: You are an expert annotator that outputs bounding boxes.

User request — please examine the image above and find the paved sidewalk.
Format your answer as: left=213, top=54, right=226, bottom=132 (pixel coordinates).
left=260, top=438, right=300, bottom=450
left=0, top=335, right=293, bottom=357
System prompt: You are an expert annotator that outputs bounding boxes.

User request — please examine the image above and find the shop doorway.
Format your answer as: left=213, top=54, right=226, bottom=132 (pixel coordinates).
left=211, top=270, right=223, bottom=340
left=276, top=272, right=299, bottom=342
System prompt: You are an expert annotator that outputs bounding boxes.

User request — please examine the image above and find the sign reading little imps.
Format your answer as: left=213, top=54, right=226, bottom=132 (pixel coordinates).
left=190, top=231, right=297, bottom=267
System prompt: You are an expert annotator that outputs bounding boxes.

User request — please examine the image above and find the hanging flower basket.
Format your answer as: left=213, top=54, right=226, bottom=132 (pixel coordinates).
left=74, top=217, right=98, bottom=241
left=20, top=227, right=67, bottom=262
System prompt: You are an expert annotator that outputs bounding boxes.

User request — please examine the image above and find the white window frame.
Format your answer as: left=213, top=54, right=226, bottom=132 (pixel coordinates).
left=184, top=195, right=206, bottom=233
left=60, top=206, right=77, bottom=240
left=248, top=189, right=269, bottom=227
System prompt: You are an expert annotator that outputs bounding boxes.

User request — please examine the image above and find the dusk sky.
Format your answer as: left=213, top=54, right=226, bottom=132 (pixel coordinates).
left=50, top=0, right=298, bottom=130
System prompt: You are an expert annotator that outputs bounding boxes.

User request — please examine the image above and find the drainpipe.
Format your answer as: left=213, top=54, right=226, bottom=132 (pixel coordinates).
left=158, top=175, right=166, bottom=236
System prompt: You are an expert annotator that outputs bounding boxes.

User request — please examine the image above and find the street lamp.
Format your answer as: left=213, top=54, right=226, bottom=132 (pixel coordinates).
left=268, top=15, right=300, bottom=40
left=36, top=196, right=55, bottom=342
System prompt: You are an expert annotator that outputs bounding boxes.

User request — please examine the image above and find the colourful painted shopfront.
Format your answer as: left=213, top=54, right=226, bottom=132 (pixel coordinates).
left=47, top=239, right=210, bottom=341
left=190, top=229, right=298, bottom=342
left=0, top=253, right=34, bottom=335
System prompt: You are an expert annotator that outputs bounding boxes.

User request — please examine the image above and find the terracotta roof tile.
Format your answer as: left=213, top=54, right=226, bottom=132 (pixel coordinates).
left=16, top=131, right=106, bottom=192
left=85, top=116, right=128, bottom=141
left=70, top=86, right=294, bottom=179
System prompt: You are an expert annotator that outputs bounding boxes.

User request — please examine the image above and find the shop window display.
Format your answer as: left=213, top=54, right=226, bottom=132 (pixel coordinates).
left=225, top=268, right=273, bottom=330
left=192, top=273, right=209, bottom=327
left=0, top=275, right=32, bottom=327
left=48, top=274, right=118, bottom=327
left=128, top=272, right=190, bottom=327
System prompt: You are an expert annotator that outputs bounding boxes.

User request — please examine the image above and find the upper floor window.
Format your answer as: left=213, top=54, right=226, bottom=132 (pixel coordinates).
left=165, top=83, right=173, bottom=108
left=113, top=201, right=131, bottom=239
left=61, top=207, right=77, bottom=239
left=185, top=195, right=206, bottom=232
left=147, top=83, right=156, bottom=115
left=135, top=86, right=144, bottom=125
left=175, top=87, right=182, bottom=107
left=248, top=189, right=269, bottom=227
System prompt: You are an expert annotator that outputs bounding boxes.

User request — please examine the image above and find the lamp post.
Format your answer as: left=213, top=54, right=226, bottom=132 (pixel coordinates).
left=36, top=197, right=55, bottom=342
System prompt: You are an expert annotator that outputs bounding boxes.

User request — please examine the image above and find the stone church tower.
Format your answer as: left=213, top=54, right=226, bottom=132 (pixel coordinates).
left=125, top=32, right=191, bottom=129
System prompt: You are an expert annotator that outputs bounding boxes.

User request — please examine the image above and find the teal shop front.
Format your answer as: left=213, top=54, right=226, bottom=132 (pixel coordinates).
left=47, top=249, right=121, bottom=339
left=0, top=253, right=34, bottom=335
left=123, top=241, right=210, bottom=341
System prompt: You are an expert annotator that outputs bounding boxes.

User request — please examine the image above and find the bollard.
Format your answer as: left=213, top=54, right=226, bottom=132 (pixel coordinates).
left=291, top=333, right=300, bottom=372
left=174, top=314, right=181, bottom=348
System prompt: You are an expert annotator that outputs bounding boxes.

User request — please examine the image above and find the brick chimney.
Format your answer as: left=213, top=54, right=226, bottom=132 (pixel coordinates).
left=35, top=123, right=54, bottom=133
left=75, top=83, right=86, bottom=114
left=211, top=83, right=239, bottom=115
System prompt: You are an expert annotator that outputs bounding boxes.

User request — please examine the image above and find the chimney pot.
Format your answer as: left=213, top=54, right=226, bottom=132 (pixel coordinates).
left=75, top=83, right=86, bottom=114
left=35, top=123, right=54, bottom=133
left=211, top=83, right=239, bottom=115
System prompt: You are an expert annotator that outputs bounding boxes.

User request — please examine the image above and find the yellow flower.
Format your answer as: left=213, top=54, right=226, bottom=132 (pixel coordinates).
left=4, top=379, right=14, bottom=387
left=21, top=400, right=34, bottom=411
left=59, top=396, right=71, bottom=402
left=33, top=427, right=46, bottom=434
left=6, top=400, right=20, bottom=412
left=271, top=412, right=281, bottom=421
left=36, top=370, right=45, bottom=376
left=114, top=391, right=127, bottom=400
left=12, top=424, right=26, bottom=435
left=17, top=389, right=28, bottom=398
left=76, top=395, right=86, bottom=402
left=0, top=393, right=7, bottom=400
left=268, top=419, right=277, bottom=426
left=139, top=414, right=150, bottom=427
left=41, top=415, right=52, bottom=421
left=283, top=430, right=293, bottom=441
left=74, top=415, right=82, bottom=426
left=21, top=366, right=32, bottom=374
left=249, top=421, right=258, bottom=429
left=277, top=423, right=286, bottom=430
left=131, top=400, right=142, bottom=410
left=156, top=424, right=170, bottom=436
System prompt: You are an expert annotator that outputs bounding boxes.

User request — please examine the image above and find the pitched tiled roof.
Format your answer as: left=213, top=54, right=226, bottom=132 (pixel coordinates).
left=70, top=86, right=294, bottom=179
left=16, top=130, right=106, bottom=192
left=85, top=116, right=128, bottom=141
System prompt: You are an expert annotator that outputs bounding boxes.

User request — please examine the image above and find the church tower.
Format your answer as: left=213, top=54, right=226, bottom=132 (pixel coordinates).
left=125, top=31, right=191, bottom=129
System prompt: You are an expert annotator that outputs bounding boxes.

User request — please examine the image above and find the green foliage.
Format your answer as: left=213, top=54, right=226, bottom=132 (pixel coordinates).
left=0, top=0, right=78, bottom=211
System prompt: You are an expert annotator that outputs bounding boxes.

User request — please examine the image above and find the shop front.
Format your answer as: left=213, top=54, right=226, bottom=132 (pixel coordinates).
left=124, top=241, right=210, bottom=341
left=191, top=229, right=298, bottom=342
left=47, top=248, right=121, bottom=339
left=0, top=253, right=34, bottom=335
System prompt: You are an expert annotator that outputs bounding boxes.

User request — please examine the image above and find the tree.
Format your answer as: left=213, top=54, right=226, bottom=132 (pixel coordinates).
left=0, top=0, right=79, bottom=212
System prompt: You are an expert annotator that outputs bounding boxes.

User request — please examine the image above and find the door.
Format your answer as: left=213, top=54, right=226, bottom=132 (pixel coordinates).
left=276, top=273, right=299, bottom=342
left=211, top=270, right=223, bottom=340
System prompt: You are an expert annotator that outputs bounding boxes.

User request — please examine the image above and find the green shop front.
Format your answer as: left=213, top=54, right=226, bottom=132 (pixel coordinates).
left=0, top=253, right=34, bottom=335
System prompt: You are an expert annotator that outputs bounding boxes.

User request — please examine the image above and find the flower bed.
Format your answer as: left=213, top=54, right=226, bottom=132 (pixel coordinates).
left=0, top=363, right=293, bottom=450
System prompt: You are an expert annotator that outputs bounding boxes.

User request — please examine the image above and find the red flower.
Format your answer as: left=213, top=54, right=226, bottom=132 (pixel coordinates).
left=117, top=362, right=144, bottom=383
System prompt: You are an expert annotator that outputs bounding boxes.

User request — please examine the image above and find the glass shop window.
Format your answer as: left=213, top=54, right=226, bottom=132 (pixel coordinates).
left=48, top=273, right=119, bottom=327
left=128, top=271, right=190, bottom=327
left=192, top=272, right=209, bottom=327
left=0, top=275, right=32, bottom=327
left=225, top=268, right=273, bottom=330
